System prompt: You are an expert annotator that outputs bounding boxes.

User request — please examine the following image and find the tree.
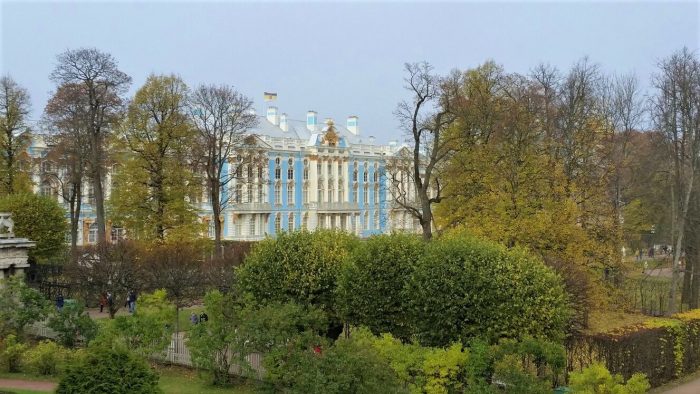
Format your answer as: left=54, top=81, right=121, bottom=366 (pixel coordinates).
left=189, top=84, right=257, bottom=255
left=0, top=275, right=51, bottom=338
left=0, top=76, right=32, bottom=195
left=64, top=241, right=142, bottom=318
left=651, top=48, right=700, bottom=314
left=50, top=48, right=131, bottom=246
left=337, top=233, right=424, bottom=340
left=236, top=230, right=357, bottom=339
left=405, top=235, right=570, bottom=347
left=0, top=193, right=67, bottom=263
left=392, top=62, right=460, bottom=240
left=142, top=242, right=206, bottom=334
left=47, top=301, right=98, bottom=348
left=43, top=83, right=92, bottom=253
left=56, top=347, right=159, bottom=394
left=111, top=74, right=201, bottom=241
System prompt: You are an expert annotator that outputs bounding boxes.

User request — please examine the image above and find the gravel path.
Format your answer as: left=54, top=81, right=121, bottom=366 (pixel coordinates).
left=0, top=378, right=56, bottom=392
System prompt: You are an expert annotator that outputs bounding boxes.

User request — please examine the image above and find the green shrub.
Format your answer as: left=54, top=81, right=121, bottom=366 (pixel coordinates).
left=93, top=289, right=174, bottom=357
left=0, top=193, right=67, bottom=262
left=568, top=362, right=650, bottom=394
left=337, top=233, right=424, bottom=340
left=48, top=301, right=98, bottom=348
left=237, top=230, right=358, bottom=339
left=264, top=334, right=403, bottom=394
left=0, top=276, right=51, bottom=338
left=0, top=334, right=27, bottom=373
left=56, top=347, right=160, bottom=394
left=406, top=236, right=570, bottom=346
left=23, top=340, right=67, bottom=375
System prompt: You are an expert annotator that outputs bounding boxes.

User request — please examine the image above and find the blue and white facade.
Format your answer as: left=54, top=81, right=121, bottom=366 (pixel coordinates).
left=28, top=100, right=422, bottom=245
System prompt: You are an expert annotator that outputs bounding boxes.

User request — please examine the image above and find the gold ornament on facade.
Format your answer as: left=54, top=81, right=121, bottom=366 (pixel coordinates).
left=321, top=120, right=340, bottom=147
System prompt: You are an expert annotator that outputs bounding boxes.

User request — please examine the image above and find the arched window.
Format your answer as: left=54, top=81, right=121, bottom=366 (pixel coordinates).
left=249, top=215, right=256, bottom=236
left=88, top=222, right=98, bottom=244
left=364, top=211, right=369, bottom=230
left=235, top=184, right=242, bottom=204
left=287, top=158, right=294, bottom=180
left=274, top=183, right=281, bottom=205
left=302, top=213, right=308, bottom=230
left=288, top=213, right=294, bottom=232
left=363, top=185, right=369, bottom=204
left=374, top=211, right=379, bottom=230
left=287, top=183, right=294, bottom=205
left=303, top=182, right=309, bottom=204
left=274, top=213, right=281, bottom=233
left=303, top=160, right=309, bottom=180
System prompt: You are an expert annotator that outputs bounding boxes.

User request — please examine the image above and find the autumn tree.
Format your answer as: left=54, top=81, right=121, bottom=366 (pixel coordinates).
left=142, top=242, right=206, bottom=334
left=392, top=62, right=459, bottom=240
left=50, top=48, right=131, bottom=246
left=0, top=76, right=32, bottom=195
left=43, top=83, right=92, bottom=252
left=111, top=74, right=201, bottom=241
left=188, top=84, right=257, bottom=255
left=652, top=48, right=700, bottom=313
left=65, top=241, right=142, bottom=318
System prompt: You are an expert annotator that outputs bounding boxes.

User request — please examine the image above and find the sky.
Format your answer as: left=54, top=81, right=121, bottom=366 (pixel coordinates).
left=1, top=1, right=699, bottom=144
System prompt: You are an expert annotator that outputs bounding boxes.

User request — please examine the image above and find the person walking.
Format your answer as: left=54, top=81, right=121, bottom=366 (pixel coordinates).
left=55, top=293, right=64, bottom=312
left=190, top=312, right=198, bottom=325
left=99, top=292, right=107, bottom=313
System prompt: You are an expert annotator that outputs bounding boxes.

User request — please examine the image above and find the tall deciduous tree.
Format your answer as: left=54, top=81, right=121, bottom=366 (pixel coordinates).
left=43, top=83, right=92, bottom=253
left=188, top=84, right=257, bottom=255
left=0, top=76, right=32, bottom=195
left=392, top=62, right=459, bottom=240
left=50, top=48, right=131, bottom=246
left=111, top=74, right=201, bottom=241
left=652, top=48, right=700, bottom=314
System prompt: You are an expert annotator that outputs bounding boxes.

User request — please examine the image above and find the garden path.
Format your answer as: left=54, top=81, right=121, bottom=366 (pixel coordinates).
left=0, top=378, right=55, bottom=392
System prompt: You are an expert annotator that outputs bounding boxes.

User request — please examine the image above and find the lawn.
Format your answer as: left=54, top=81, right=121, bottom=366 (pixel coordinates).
left=0, top=389, right=49, bottom=394
left=157, top=365, right=259, bottom=394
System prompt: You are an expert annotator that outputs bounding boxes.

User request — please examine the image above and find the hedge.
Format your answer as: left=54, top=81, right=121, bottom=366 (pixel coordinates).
left=567, top=309, right=700, bottom=387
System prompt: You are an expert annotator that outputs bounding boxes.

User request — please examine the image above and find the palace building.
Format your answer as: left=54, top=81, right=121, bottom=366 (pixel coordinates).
left=28, top=98, right=422, bottom=245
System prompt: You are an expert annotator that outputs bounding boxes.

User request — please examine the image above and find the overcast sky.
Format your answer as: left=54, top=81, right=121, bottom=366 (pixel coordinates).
left=1, top=1, right=699, bottom=143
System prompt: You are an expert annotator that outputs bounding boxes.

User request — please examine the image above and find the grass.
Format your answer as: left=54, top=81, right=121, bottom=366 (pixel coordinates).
left=0, top=389, right=50, bottom=394
left=585, top=310, right=652, bottom=334
left=157, top=365, right=259, bottom=394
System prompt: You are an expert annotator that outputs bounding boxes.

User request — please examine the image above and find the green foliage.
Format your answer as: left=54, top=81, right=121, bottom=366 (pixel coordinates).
left=56, top=346, right=160, bottom=394
left=0, top=334, right=27, bottom=373
left=421, top=343, right=469, bottom=394
left=337, top=233, right=424, bottom=340
left=93, top=289, right=175, bottom=356
left=0, top=193, right=67, bottom=262
left=47, top=301, right=98, bottom=348
left=0, top=276, right=51, bottom=337
left=568, top=363, right=650, bottom=394
left=23, top=340, right=69, bottom=375
left=110, top=74, right=202, bottom=242
left=264, top=334, right=403, bottom=394
left=237, top=230, right=358, bottom=337
left=406, top=236, right=570, bottom=346
left=186, top=290, right=242, bottom=385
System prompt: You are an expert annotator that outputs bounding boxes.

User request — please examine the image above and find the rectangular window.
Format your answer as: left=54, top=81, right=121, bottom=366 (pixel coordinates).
left=288, top=185, right=294, bottom=205
left=249, top=216, right=256, bottom=236
left=275, top=186, right=281, bottom=205
left=303, top=186, right=309, bottom=203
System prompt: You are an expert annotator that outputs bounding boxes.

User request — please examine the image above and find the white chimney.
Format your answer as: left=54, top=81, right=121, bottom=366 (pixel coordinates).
left=347, top=115, right=359, bottom=135
left=280, top=113, right=288, bottom=132
left=306, top=111, right=317, bottom=132
left=266, top=106, right=279, bottom=126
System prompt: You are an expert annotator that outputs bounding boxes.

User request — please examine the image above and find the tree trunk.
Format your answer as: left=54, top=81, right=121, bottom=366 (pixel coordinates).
left=669, top=173, right=695, bottom=314
left=210, top=175, right=223, bottom=257
left=420, top=200, right=433, bottom=241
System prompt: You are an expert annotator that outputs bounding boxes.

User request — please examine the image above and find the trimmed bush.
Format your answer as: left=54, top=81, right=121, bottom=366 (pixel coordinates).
left=23, top=340, right=68, bottom=375
left=569, top=362, right=649, bottom=394
left=237, top=230, right=357, bottom=339
left=56, top=347, right=159, bottom=394
left=337, top=233, right=424, bottom=340
left=406, top=236, right=570, bottom=346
